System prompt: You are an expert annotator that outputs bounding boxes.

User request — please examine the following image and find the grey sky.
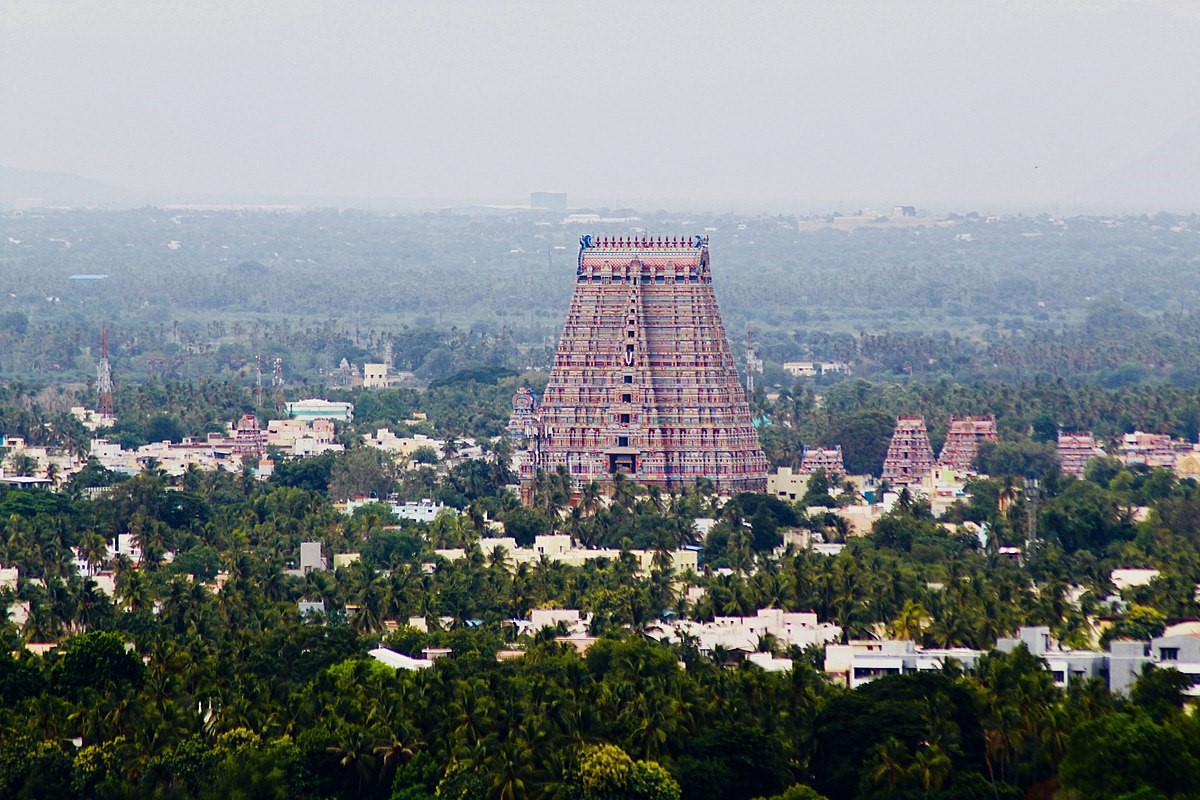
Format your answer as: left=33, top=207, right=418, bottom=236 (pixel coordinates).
left=3, top=1, right=1199, bottom=212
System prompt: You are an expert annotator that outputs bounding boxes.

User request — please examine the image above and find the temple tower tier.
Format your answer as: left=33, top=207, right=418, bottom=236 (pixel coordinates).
left=512, top=235, right=768, bottom=496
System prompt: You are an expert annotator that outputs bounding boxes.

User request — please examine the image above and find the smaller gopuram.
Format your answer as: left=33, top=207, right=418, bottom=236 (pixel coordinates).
left=799, top=446, right=845, bottom=476
left=881, top=416, right=936, bottom=486
left=937, top=416, right=998, bottom=473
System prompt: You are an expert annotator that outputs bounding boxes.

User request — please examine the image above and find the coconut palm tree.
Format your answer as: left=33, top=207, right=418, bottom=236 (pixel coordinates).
left=869, top=736, right=911, bottom=790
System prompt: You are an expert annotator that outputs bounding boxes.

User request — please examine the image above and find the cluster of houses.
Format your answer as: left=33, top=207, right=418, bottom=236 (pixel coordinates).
left=0, top=399, right=487, bottom=486
left=292, top=533, right=700, bottom=580
left=359, top=593, right=1200, bottom=697
left=828, top=624, right=1200, bottom=697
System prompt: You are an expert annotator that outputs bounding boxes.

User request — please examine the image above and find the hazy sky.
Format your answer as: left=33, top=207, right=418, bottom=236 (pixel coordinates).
left=3, top=1, right=1199, bottom=212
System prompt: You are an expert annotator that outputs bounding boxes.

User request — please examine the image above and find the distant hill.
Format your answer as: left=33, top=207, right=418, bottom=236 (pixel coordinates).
left=0, top=165, right=143, bottom=209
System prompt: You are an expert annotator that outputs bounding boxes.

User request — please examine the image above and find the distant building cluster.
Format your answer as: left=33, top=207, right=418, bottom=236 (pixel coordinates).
left=431, top=533, right=699, bottom=577
left=327, top=358, right=415, bottom=390
left=781, top=361, right=851, bottom=378
left=651, top=608, right=841, bottom=671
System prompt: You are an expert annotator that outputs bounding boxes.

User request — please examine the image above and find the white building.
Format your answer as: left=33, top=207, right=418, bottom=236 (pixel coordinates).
left=1110, top=632, right=1200, bottom=696
left=656, top=608, right=841, bottom=656
left=286, top=398, right=354, bottom=422
left=827, top=626, right=1108, bottom=690
left=433, top=534, right=698, bottom=577
left=297, top=542, right=326, bottom=574
left=1111, top=568, right=1162, bottom=592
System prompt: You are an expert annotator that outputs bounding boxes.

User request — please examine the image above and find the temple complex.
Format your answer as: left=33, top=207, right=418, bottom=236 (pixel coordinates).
left=937, top=415, right=998, bottom=473
left=510, top=235, right=768, bottom=497
left=881, top=416, right=936, bottom=487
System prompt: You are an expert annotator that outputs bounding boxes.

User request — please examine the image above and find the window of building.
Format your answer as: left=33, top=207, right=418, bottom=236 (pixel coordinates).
left=623, top=374, right=633, bottom=384
left=622, top=393, right=632, bottom=403
left=1161, top=647, right=1180, bottom=661
left=617, top=436, right=629, bottom=447
left=620, top=413, right=630, bottom=424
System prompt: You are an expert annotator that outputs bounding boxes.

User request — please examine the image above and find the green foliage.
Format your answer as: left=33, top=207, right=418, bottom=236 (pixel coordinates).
left=974, top=439, right=1058, bottom=478
left=329, top=447, right=401, bottom=501
left=676, top=721, right=791, bottom=800
left=8, top=366, right=1200, bottom=800
left=436, top=761, right=486, bottom=800
left=578, top=744, right=680, bottom=800
left=825, top=410, right=895, bottom=476
left=202, top=731, right=315, bottom=800
left=0, top=651, right=46, bottom=704
left=1040, top=479, right=1134, bottom=553
left=270, top=450, right=340, bottom=493
left=363, top=528, right=426, bottom=567
left=1102, top=605, right=1167, bottom=647
left=0, top=487, right=73, bottom=519
left=171, top=544, right=223, bottom=580
left=0, top=728, right=70, bottom=800
left=1130, top=663, right=1194, bottom=722
left=412, top=445, right=440, bottom=465
left=753, top=786, right=828, bottom=800
left=812, top=671, right=984, bottom=800
left=52, top=630, right=145, bottom=695
left=1058, top=711, right=1200, bottom=799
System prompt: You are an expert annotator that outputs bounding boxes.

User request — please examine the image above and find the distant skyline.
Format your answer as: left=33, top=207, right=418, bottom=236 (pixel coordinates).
left=3, top=1, right=1199, bottom=214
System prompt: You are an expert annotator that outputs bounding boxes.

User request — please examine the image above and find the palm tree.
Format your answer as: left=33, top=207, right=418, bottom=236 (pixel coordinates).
left=890, top=599, right=933, bottom=642
left=611, top=472, right=637, bottom=512
left=912, top=743, right=952, bottom=794
left=869, top=736, right=910, bottom=789
left=116, top=569, right=152, bottom=613
left=580, top=481, right=603, bottom=516
left=77, top=531, right=109, bottom=576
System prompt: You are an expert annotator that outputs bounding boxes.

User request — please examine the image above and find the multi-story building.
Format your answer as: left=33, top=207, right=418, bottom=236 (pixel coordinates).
left=1110, top=633, right=1200, bottom=696
left=827, top=626, right=1107, bottom=689
left=285, top=398, right=354, bottom=423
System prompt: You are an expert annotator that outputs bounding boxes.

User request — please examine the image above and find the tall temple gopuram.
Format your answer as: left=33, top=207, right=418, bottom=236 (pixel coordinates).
left=510, top=235, right=768, bottom=497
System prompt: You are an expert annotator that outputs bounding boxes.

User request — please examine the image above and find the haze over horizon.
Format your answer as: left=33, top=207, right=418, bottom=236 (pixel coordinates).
left=3, top=1, right=1200, bottom=214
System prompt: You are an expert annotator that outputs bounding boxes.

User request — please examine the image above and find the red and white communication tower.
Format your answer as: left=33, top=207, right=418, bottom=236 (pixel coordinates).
left=97, top=326, right=115, bottom=417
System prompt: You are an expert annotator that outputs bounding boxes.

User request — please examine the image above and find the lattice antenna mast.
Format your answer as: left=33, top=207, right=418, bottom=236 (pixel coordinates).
left=745, top=324, right=762, bottom=397
left=97, top=325, right=115, bottom=417
left=272, top=357, right=284, bottom=410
